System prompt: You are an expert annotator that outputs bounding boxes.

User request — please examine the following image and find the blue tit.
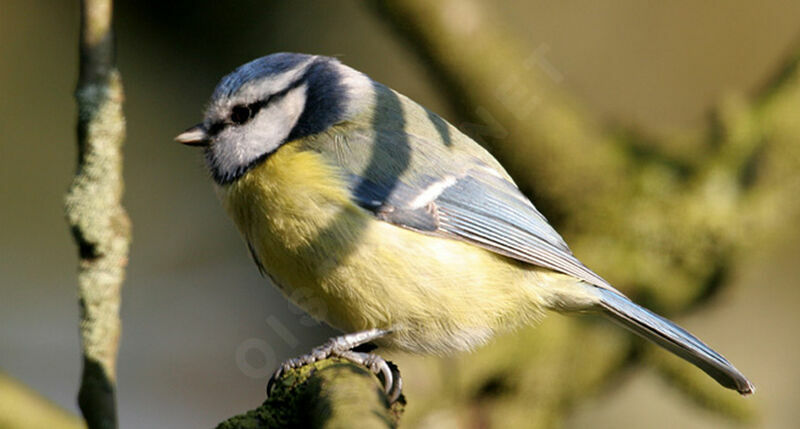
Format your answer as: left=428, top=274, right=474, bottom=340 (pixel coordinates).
left=176, top=53, right=754, bottom=399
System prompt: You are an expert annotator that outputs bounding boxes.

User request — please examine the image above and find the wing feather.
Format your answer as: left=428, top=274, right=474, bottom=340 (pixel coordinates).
left=335, top=134, right=613, bottom=290
left=307, top=106, right=613, bottom=290
left=433, top=173, right=612, bottom=289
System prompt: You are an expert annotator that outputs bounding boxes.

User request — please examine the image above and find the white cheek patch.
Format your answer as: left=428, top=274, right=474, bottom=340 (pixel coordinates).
left=210, top=84, right=308, bottom=179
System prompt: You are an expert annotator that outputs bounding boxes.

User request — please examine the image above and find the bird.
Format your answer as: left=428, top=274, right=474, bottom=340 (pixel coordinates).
left=176, top=52, right=754, bottom=402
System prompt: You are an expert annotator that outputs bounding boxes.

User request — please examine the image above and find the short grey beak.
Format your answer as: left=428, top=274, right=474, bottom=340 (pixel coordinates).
left=175, top=124, right=209, bottom=146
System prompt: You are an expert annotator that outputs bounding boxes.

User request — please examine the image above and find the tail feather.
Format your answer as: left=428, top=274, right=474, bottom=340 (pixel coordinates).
left=595, top=287, right=755, bottom=395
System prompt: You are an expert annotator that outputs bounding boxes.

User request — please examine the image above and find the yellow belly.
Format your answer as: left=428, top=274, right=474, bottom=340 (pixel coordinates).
left=219, top=142, right=561, bottom=354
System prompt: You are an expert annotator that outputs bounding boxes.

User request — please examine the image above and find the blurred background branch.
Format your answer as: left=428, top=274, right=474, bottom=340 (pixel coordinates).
left=0, top=373, right=86, bottom=429
left=65, top=0, right=130, bottom=428
left=366, top=0, right=800, bottom=426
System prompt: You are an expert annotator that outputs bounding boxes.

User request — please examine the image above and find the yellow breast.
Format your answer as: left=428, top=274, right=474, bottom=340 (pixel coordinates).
left=218, top=141, right=559, bottom=354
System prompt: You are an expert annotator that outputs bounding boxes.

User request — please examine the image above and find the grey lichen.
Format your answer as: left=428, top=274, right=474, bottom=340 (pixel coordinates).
left=66, top=1, right=130, bottom=428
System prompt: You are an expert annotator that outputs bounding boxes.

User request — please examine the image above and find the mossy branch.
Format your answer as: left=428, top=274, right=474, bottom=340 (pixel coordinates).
left=65, top=1, right=130, bottom=428
left=217, top=359, right=404, bottom=429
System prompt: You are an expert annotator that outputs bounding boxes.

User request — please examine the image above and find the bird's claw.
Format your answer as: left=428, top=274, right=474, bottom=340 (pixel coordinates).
left=266, top=330, right=402, bottom=403
left=337, top=350, right=402, bottom=403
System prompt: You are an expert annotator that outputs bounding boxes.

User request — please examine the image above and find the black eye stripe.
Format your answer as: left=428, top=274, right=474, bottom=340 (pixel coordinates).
left=208, top=74, right=308, bottom=136
left=207, top=121, right=225, bottom=136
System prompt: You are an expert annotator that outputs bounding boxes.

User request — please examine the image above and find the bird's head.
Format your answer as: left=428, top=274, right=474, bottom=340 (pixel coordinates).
left=176, top=53, right=371, bottom=184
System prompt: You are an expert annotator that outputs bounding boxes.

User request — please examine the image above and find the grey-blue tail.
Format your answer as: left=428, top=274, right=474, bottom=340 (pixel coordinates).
left=595, top=287, right=754, bottom=395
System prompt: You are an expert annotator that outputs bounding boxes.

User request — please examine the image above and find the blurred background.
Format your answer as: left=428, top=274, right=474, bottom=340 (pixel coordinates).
left=2, top=0, right=799, bottom=427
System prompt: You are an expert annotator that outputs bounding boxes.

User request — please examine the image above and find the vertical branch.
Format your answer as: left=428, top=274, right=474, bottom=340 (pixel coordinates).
left=65, top=1, right=130, bottom=428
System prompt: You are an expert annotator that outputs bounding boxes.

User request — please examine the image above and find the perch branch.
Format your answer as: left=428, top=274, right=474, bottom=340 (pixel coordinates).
left=217, top=358, right=403, bottom=429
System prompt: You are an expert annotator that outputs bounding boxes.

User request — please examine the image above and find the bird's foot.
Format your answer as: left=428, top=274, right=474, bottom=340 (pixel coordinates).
left=266, top=328, right=402, bottom=402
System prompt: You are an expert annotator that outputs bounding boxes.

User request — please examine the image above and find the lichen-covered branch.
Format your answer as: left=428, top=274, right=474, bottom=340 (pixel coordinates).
left=367, top=0, right=800, bottom=426
left=65, top=1, right=130, bottom=428
left=217, top=359, right=403, bottom=429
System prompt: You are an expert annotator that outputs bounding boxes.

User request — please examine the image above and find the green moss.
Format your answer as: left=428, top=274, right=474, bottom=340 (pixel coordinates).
left=216, top=359, right=403, bottom=429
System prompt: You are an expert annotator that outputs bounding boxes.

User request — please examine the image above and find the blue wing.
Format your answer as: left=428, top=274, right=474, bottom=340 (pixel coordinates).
left=341, top=146, right=613, bottom=290
left=301, top=81, right=613, bottom=290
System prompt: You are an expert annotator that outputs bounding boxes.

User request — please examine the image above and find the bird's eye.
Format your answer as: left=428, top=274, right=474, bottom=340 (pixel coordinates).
left=230, top=105, right=252, bottom=125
